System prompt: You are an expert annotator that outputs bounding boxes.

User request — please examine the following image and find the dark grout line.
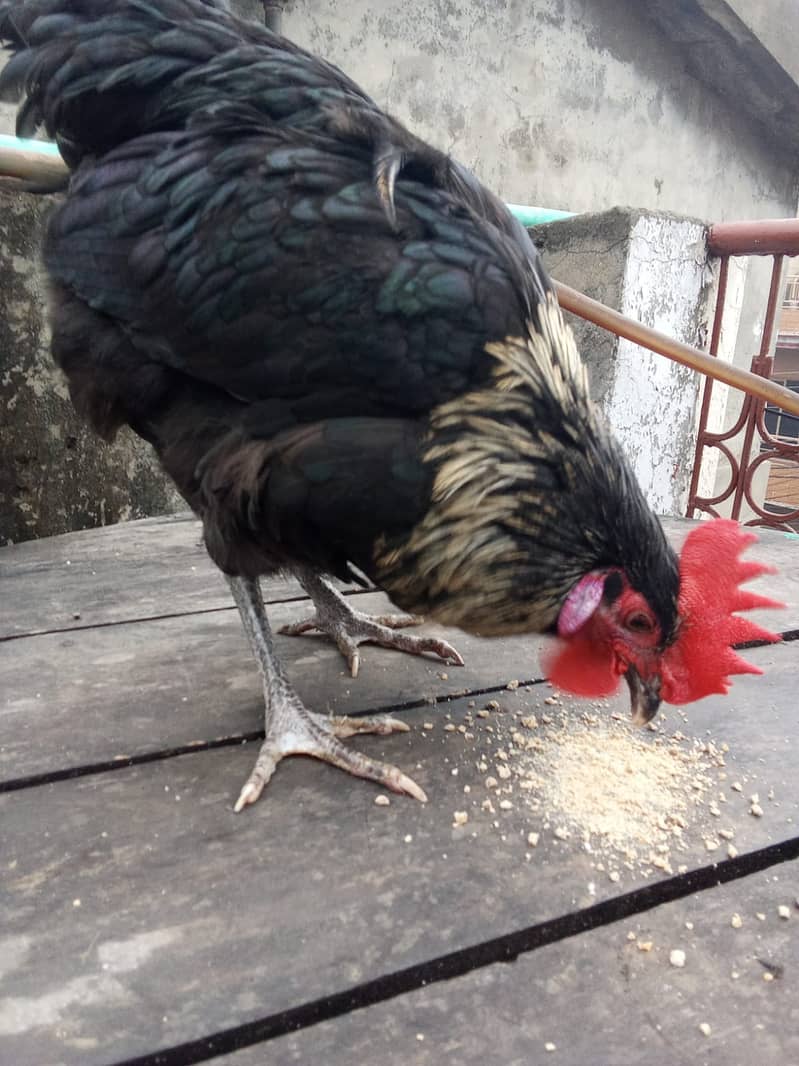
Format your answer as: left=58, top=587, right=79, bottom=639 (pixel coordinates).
left=2, top=630, right=795, bottom=793
left=109, top=834, right=799, bottom=1066
left=4, top=604, right=795, bottom=647
left=0, top=678, right=546, bottom=795
left=0, top=604, right=237, bottom=644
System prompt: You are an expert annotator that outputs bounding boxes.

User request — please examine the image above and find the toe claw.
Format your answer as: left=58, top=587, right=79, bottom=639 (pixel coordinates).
left=234, top=780, right=262, bottom=813
left=393, top=772, right=428, bottom=803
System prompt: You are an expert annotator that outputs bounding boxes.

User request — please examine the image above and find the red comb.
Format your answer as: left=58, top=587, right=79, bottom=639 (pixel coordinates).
left=661, top=519, right=784, bottom=704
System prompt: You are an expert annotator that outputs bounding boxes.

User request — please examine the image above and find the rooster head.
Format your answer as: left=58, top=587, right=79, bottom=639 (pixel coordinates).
left=545, top=519, right=783, bottom=723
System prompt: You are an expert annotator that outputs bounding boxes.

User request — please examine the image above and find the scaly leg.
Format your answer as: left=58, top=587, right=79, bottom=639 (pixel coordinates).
left=227, top=575, right=427, bottom=810
left=279, top=564, right=464, bottom=678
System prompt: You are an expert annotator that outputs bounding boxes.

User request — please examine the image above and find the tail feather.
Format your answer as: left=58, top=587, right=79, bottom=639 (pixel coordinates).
left=0, top=0, right=383, bottom=158
left=0, top=0, right=251, bottom=160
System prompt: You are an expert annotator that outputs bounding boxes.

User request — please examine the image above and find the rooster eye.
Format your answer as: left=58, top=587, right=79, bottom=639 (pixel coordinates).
left=625, top=612, right=654, bottom=634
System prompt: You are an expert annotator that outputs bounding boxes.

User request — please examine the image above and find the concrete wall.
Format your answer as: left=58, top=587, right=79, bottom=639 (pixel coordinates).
left=532, top=209, right=713, bottom=516
left=0, top=191, right=183, bottom=546
left=2, top=0, right=798, bottom=541
left=276, top=0, right=798, bottom=222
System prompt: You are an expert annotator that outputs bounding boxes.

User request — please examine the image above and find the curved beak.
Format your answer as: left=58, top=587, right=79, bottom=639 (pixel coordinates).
left=625, top=665, right=662, bottom=726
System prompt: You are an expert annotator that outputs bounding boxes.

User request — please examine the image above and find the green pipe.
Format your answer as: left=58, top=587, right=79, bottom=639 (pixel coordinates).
left=0, top=134, right=63, bottom=156
left=506, top=203, right=575, bottom=226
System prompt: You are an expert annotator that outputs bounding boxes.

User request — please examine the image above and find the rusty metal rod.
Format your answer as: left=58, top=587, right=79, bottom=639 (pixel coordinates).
left=554, top=280, right=799, bottom=418
left=709, top=218, right=799, bottom=257
left=686, top=255, right=730, bottom=517
left=0, top=139, right=67, bottom=189
left=2, top=139, right=799, bottom=417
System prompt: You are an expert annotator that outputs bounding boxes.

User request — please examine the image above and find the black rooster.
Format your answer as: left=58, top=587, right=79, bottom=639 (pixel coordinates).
left=0, top=0, right=779, bottom=809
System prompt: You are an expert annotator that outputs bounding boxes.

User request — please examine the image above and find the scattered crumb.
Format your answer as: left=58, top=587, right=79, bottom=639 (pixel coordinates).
left=750, top=803, right=764, bottom=818
left=699, top=1023, right=712, bottom=1037
left=778, top=905, right=791, bottom=920
left=669, top=949, right=686, bottom=968
left=685, top=921, right=694, bottom=931
left=637, top=940, right=653, bottom=953
left=731, top=913, right=743, bottom=929
left=756, top=913, right=766, bottom=921
left=72, top=899, right=81, bottom=908
left=374, top=794, right=390, bottom=806
left=423, top=722, right=434, bottom=730
left=439, top=672, right=448, bottom=680
left=545, top=1043, right=556, bottom=1053
left=763, top=972, right=775, bottom=983
left=627, top=931, right=637, bottom=941
left=436, top=691, right=760, bottom=882
left=416, top=1033, right=424, bottom=1042
left=506, top=679, right=520, bottom=691
left=452, top=811, right=469, bottom=828
left=403, top=834, right=413, bottom=844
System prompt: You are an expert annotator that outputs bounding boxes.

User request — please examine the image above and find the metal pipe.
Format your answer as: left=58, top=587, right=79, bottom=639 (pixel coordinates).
left=708, top=218, right=799, bottom=257
left=507, top=203, right=575, bottom=226
left=262, top=2, right=282, bottom=33
left=0, top=135, right=66, bottom=190
left=553, top=280, right=799, bottom=418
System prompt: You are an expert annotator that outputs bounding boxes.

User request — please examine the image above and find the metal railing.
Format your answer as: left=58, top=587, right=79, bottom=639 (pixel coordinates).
left=686, top=219, right=799, bottom=531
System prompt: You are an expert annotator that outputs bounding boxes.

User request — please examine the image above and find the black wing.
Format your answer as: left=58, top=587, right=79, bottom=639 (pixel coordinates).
left=45, top=117, right=547, bottom=423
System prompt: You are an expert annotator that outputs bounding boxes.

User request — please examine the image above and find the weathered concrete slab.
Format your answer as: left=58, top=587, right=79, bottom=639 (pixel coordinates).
left=1, top=514, right=795, bottom=785
left=234, top=860, right=799, bottom=1066
left=532, top=209, right=711, bottom=516
left=3, top=512, right=795, bottom=640
left=0, top=590, right=547, bottom=784
left=0, top=187, right=182, bottom=546
left=1, top=640, right=796, bottom=1065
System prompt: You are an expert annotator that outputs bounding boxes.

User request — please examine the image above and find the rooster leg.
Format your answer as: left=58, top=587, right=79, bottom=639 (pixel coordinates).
left=227, top=575, right=427, bottom=810
left=280, top=564, right=464, bottom=678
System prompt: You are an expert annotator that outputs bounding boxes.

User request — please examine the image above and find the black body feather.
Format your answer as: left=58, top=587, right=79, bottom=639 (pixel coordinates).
left=0, top=0, right=680, bottom=640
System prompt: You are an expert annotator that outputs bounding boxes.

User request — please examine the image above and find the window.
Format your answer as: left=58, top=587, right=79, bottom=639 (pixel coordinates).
left=764, top=378, right=799, bottom=440
left=784, top=275, right=799, bottom=308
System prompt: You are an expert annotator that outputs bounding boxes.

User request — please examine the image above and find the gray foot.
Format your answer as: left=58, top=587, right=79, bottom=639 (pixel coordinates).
left=283, top=567, right=464, bottom=678
left=235, top=696, right=426, bottom=811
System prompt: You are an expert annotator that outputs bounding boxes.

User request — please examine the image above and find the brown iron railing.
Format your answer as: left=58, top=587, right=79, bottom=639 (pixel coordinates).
left=685, top=219, right=799, bottom=531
